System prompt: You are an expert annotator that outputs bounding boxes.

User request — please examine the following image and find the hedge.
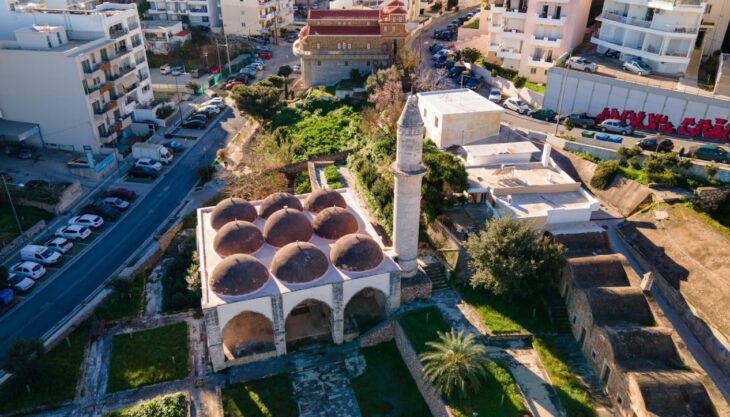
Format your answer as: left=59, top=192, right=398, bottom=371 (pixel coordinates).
left=590, top=160, right=619, bottom=189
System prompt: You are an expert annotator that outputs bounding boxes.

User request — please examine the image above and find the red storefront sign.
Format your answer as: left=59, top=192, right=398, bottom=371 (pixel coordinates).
left=595, top=108, right=730, bottom=141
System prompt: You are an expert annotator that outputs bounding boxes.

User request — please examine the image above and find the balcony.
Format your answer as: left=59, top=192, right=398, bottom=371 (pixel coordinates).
left=189, top=7, right=208, bottom=13
left=128, top=21, right=140, bottom=31
left=109, top=27, right=128, bottom=39
left=497, top=48, right=521, bottom=60
left=535, top=14, right=566, bottom=25
left=490, top=24, right=503, bottom=33
left=83, top=62, right=103, bottom=74
left=647, top=0, right=705, bottom=12
left=591, top=36, right=692, bottom=63
left=501, top=28, right=524, bottom=39
left=531, top=35, right=562, bottom=47
left=528, top=56, right=554, bottom=68
left=598, top=11, right=699, bottom=35
left=503, top=9, right=527, bottom=19
left=132, top=39, right=142, bottom=48
left=487, top=43, right=500, bottom=52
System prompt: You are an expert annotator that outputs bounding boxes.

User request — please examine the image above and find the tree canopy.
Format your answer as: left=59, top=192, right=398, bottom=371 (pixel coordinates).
left=231, top=82, right=281, bottom=121
left=465, top=217, right=565, bottom=298
left=460, top=47, right=482, bottom=64
left=2, top=338, right=46, bottom=382
left=420, top=329, right=488, bottom=401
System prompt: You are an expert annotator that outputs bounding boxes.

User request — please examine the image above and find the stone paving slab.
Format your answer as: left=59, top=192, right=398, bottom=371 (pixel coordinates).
left=291, top=362, right=362, bottom=417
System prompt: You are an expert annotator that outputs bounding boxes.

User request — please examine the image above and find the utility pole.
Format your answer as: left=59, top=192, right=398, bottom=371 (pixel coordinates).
left=1, top=176, right=22, bottom=238
left=174, top=73, right=185, bottom=127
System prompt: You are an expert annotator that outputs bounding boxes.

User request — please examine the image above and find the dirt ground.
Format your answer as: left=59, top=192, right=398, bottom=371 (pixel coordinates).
left=619, top=203, right=730, bottom=345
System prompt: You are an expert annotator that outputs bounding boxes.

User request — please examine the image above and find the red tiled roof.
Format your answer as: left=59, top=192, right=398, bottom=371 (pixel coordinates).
left=307, top=25, right=381, bottom=35
left=308, top=9, right=380, bottom=20
left=385, top=6, right=407, bottom=13
left=381, top=0, right=405, bottom=6
left=175, top=29, right=191, bottom=36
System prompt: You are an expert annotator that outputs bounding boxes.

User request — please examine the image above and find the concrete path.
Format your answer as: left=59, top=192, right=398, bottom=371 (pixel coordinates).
left=291, top=362, right=362, bottom=417
left=144, top=259, right=171, bottom=317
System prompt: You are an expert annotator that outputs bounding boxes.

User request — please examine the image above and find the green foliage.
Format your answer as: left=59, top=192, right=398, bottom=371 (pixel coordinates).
left=420, top=330, right=488, bottom=401
left=628, top=155, right=642, bottom=170
left=328, top=181, right=343, bottom=189
left=232, top=83, right=282, bottom=121
left=105, top=393, right=187, bottom=417
left=277, top=65, right=293, bottom=78
left=156, top=105, right=174, bottom=119
left=0, top=203, right=53, bottom=248
left=641, top=152, right=688, bottom=186
left=534, top=337, right=595, bottom=417
left=2, top=339, right=45, bottom=382
left=430, top=1, right=442, bottom=12
left=186, top=81, right=200, bottom=91
left=350, top=68, right=364, bottom=81
left=704, top=163, right=719, bottom=179
left=285, top=106, right=361, bottom=162
left=162, top=236, right=200, bottom=313
left=107, top=323, right=189, bottom=392
left=94, top=274, right=145, bottom=321
left=562, top=118, right=574, bottom=131
left=294, top=171, right=312, bottom=194
left=590, top=160, right=619, bottom=189
left=459, top=285, right=554, bottom=334
left=185, top=250, right=200, bottom=292
left=399, top=307, right=450, bottom=355
left=463, top=18, right=480, bottom=29
left=196, top=165, right=216, bottom=184
left=512, top=76, right=527, bottom=89
left=365, top=66, right=403, bottom=93
left=460, top=47, right=482, bottom=63
left=465, top=217, right=565, bottom=299
left=222, top=374, right=298, bottom=417
left=451, top=360, right=527, bottom=417
left=616, top=146, right=642, bottom=164
left=323, top=165, right=340, bottom=183
left=422, top=140, right=468, bottom=222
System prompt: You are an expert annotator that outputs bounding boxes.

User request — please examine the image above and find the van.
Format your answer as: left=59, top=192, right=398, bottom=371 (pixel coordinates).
left=21, top=245, right=62, bottom=265
left=160, top=64, right=172, bottom=75
left=190, top=68, right=202, bottom=78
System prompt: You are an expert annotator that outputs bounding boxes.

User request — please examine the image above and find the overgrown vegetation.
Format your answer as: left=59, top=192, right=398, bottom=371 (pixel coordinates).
left=94, top=274, right=145, bottom=321
left=161, top=236, right=201, bottom=313
left=107, top=322, right=189, bottom=392
left=156, top=105, right=174, bottom=119
left=534, top=337, right=595, bottom=417
left=590, top=160, right=619, bottom=189
left=0, top=203, right=53, bottom=249
left=222, top=374, right=298, bottom=417
left=105, top=392, right=187, bottom=417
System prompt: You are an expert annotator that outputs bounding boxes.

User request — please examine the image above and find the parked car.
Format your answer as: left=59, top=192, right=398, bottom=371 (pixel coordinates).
left=80, top=203, right=120, bottom=220
left=567, top=56, right=598, bottom=72
left=687, top=145, right=730, bottom=163
left=160, top=64, right=172, bottom=74
left=101, top=197, right=130, bottom=211
left=128, top=166, right=159, bottom=179
left=20, top=245, right=62, bottom=265
left=197, top=105, right=221, bottom=115
left=190, top=68, right=204, bottom=78
left=203, top=98, right=226, bottom=109
left=240, top=66, right=258, bottom=77
left=102, top=187, right=137, bottom=201
left=258, top=51, right=272, bottom=60
left=249, top=61, right=264, bottom=71
left=503, top=97, right=530, bottom=114
left=622, top=60, right=652, bottom=76
left=68, top=214, right=104, bottom=229
left=488, top=88, right=502, bottom=102
left=183, top=119, right=207, bottom=130
left=447, top=66, right=466, bottom=78
left=292, top=64, right=301, bottom=74
left=604, top=49, right=620, bottom=59
left=637, top=137, right=674, bottom=153
left=225, top=80, right=243, bottom=90
left=465, top=76, right=481, bottom=91
left=434, top=55, right=448, bottom=68
left=429, top=43, right=444, bottom=53
left=210, top=64, right=223, bottom=74
left=170, top=66, right=184, bottom=76
left=528, top=108, right=557, bottom=122
left=560, top=112, right=597, bottom=129
left=163, top=140, right=185, bottom=153
left=7, top=273, right=34, bottom=292
left=187, top=114, right=209, bottom=123
left=599, top=119, right=633, bottom=135
left=45, top=237, right=73, bottom=254
left=135, top=158, right=163, bottom=171
left=10, top=261, right=46, bottom=280
left=55, top=224, right=92, bottom=240
left=18, top=148, right=32, bottom=160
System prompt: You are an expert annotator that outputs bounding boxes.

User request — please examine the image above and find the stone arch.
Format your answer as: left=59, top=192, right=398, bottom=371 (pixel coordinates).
left=284, top=298, right=333, bottom=351
left=221, top=311, right=275, bottom=360
left=344, top=287, right=388, bottom=335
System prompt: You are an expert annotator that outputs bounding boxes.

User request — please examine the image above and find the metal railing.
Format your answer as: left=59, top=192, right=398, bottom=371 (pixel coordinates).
left=109, top=27, right=128, bottom=39
left=600, top=11, right=699, bottom=33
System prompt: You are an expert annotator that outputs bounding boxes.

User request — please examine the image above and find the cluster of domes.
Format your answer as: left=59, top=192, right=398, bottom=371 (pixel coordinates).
left=207, top=190, right=385, bottom=298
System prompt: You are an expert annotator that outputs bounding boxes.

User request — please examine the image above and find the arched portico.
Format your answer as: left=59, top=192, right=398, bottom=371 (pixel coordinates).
left=221, top=311, right=276, bottom=360
left=344, top=287, right=388, bottom=336
left=284, top=298, right=334, bottom=351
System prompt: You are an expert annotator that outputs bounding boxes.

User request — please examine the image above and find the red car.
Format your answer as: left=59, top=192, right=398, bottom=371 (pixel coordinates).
left=102, top=187, right=137, bottom=201
left=209, top=64, right=223, bottom=74
left=225, top=81, right=243, bottom=90
left=258, top=51, right=272, bottom=60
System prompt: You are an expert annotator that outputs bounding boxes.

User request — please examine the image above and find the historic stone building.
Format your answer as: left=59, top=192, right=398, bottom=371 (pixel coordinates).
left=197, top=96, right=426, bottom=371
left=292, top=0, right=408, bottom=87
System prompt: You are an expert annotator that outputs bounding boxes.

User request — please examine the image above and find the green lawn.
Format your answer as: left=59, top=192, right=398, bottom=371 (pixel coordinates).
left=533, top=337, right=595, bottom=417
left=458, top=286, right=553, bottom=334
left=398, top=306, right=450, bottom=355
left=525, top=81, right=546, bottom=95
left=93, top=274, right=145, bottom=321
left=107, top=322, right=189, bottom=392
left=463, top=19, right=480, bottom=29
left=451, top=360, right=526, bottom=417
left=222, top=373, right=298, bottom=417
left=105, top=392, right=187, bottom=417
left=351, top=341, right=431, bottom=417
left=0, top=321, right=90, bottom=413
left=0, top=204, right=53, bottom=248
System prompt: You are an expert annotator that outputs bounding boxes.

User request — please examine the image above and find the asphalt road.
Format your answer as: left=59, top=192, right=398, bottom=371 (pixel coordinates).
left=0, top=110, right=233, bottom=355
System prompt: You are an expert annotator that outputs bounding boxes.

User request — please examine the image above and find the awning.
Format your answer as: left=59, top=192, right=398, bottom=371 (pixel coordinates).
left=0, top=119, right=40, bottom=142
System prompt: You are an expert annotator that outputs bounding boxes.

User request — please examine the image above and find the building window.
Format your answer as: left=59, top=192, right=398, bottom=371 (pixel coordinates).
left=434, top=117, right=439, bottom=127
left=316, top=42, right=320, bottom=49
left=337, top=42, right=341, bottom=49
left=366, top=42, right=370, bottom=49
left=530, top=68, right=536, bottom=74
left=347, top=43, right=351, bottom=49
left=572, top=315, right=577, bottom=324
left=241, top=22, right=246, bottom=26
left=391, top=24, right=395, bottom=32
left=317, top=60, right=321, bottom=66
left=705, top=4, right=712, bottom=13
left=56, top=32, right=62, bottom=44
left=46, top=35, right=52, bottom=48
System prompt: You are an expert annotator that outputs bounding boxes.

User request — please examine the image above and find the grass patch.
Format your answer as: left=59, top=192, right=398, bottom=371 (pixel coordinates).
left=534, top=337, right=594, bottom=417
left=107, top=322, right=189, bottom=392
left=0, top=204, right=53, bottom=249
left=398, top=306, right=450, bottom=355
left=459, top=286, right=553, bottom=334
left=222, top=373, right=297, bottom=417
left=351, top=341, right=431, bottom=417
left=525, top=81, right=546, bottom=94
left=0, top=322, right=90, bottom=413
left=451, top=360, right=526, bottom=417
left=105, top=392, right=186, bottom=417
left=463, top=19, right=480, bottom=29
left=93, top=274, right=145, bottom=321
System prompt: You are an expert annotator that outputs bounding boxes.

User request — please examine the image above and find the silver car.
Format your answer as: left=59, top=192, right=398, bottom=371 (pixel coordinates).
left=599, top=119, right=633, bottom=135
left=622, top=60, right=652, bottom=76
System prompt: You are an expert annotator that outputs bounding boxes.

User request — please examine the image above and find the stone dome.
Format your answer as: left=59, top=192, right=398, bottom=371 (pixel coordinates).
left=331, top=233, right=383, bottom=272
left=209, top=254, right=269, bottom=296
left=263, top=208, right=313, bottom=247
left=213, top=221, right=264, bottom=257
left=303, top=189, right=347, bottom=214
left=270, top=242, right=329, bottom=284
left=313, top=207, right=358, bottom=240
left=259, top=192, right=303, bottom=219
left=210, top=198, right=257, bottom=230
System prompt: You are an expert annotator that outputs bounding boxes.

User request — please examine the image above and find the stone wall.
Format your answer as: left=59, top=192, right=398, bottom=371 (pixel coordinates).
left=394, top=322, right=455, bottom=417
left=359, top=320, right=395, bottom=347
left=400, top=273, right=432, bottom=304
left=16, top=180, right=83, bottom=215
left=694, top=187, right=730, bottom=212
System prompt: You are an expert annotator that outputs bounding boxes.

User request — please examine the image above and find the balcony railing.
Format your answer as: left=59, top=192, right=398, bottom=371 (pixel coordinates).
left=128, top=21, right=139, bottom=31
left=649, top=0, right=703, bottom=7
left=132, top=39, right=142, bottom=48
left=109, top=27, right=128, bottom=39
left=83, top=62, right=102, bottom=74
left=600, top=11, right=700, bottom=33
left=189, top=7, right=208, bottom=13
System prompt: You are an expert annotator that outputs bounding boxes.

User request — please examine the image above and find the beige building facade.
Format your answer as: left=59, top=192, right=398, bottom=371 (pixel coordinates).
left=220, top=0, right=293, bottom=37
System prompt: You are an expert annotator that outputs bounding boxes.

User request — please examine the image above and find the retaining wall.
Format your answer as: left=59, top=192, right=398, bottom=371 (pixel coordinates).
left=468, top=64, right=545, bottom=108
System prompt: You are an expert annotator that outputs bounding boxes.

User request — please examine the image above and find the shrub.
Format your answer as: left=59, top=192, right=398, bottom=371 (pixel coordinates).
left=329, top=181, right=343, bottom=189
left=591, top=160, right=619, bottom=189
left=155, top=105, right=174, bottom=119
left=106, top=393, right=187, bottom=417
left=562, top=118, right=574, bottom=131
left=704, top=164, right=719, bottom=179
left=512, top=76, right=527, bottom=89
left=294, top=171, right=311, bottom=194
left=490, top=68, right=499, bottom=78
left=323, top=165, right=340, bottom=183
left=616, top=146, right=642, bottom=165
left=628, top=156, right=642, bottom=170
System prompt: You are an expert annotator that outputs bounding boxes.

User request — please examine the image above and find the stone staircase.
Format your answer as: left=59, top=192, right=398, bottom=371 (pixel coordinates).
left=424, top=263, right=449, bottom=292
left=546, top=296, right=572, bottom=334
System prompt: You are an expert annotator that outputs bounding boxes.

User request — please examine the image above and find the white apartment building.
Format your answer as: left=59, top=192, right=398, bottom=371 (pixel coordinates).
left=474, top=0, right=591, bottom=83
left=0, top=2, right=154, bottom=152
left=590, top=0, right=730, bottom=75
left=141, top=20, right=190, bottom=54
left=219, top=0, right=293, bottom=37
left=145, top=0, right=221, bottom=30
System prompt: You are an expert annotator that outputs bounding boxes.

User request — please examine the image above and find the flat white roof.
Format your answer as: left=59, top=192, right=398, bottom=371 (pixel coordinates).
left=497, top=191, right=592, bottom=219
left=417, top=88, right=504, bottom=115
left=462, top=141, right=539, bottom=157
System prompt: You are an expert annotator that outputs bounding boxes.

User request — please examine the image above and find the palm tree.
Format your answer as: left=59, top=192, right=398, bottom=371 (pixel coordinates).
left=419, top=329, right=488, bottom=401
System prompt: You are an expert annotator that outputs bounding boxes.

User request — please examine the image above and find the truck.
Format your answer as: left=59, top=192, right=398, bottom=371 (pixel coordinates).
left=131, top=143, right=173, bottom=164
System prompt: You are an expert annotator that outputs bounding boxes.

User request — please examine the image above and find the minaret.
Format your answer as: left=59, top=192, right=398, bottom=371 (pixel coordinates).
left=391, top=94, right=426, bottom=278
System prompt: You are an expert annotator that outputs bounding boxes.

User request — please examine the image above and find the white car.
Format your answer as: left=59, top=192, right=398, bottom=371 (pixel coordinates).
left=45, top=237, right=73, bottom=254
left=10, top=261, right=46, bottom=280
left=55, top=224, right=92, bottom=240
left=622, top=60, right=652, bottom=76
left=7, top=273, right=34, bottom=292
left=159, top=64, right=171, bottom=75
left=567, top=56, right=597, bottom=72
left=203, top=98, right=225, bottom=109
left=197, top=105, right=220, bottom=115
left=503, top=97, right=530, bottom=115
left=488, top=88, right=502, bottom=102
left=101, top=197, right=130, bottom=211
left=249, top=62, right=264, bottom=71
left=68, top=214, right=104, bottom=229
left=135, top=158, right=163, bottom=172
left=292, top=64, right=302, bottom=74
